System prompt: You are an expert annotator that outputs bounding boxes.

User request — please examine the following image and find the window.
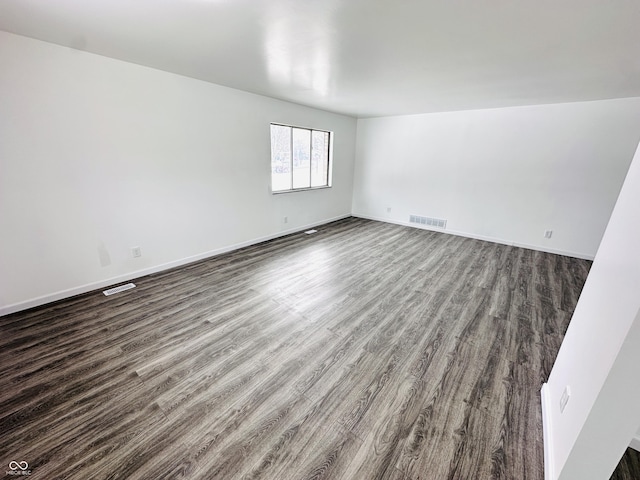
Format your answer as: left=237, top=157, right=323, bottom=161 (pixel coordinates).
left=270, top=123, right=332, bottom=193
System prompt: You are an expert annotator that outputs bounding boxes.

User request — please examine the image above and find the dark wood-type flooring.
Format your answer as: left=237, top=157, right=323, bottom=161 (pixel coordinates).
left=611, top=448, right=640, bottom=480
left=1, top=217, right=595, bottom=479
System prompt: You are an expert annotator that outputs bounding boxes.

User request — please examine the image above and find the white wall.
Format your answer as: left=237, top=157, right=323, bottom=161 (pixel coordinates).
left=0, top=31, right=357, bottom=315
left=542, top=139, right=640, bottom=480
left=353, top=99, right=640, bottom=259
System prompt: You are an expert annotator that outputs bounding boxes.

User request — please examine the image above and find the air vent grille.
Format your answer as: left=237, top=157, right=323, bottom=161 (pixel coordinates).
left=409, top=215, right=447, bottom=229
left=103, top=283, right=136, bottom=296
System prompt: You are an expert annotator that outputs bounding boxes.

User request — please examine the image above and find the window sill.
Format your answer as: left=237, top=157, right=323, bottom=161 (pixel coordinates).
left=272, top=186, right=332, bottom=195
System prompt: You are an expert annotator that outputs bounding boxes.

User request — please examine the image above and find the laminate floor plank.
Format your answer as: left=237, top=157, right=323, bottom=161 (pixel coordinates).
left=1, top=217, right=597, bottom=479
left=611, top=448, right=640, bottom=480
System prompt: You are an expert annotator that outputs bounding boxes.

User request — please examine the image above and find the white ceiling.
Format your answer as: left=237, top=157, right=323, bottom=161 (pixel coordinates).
left=1, top=0, right=640, bottom=118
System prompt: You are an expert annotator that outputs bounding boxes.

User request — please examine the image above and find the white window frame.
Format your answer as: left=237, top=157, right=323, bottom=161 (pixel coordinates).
left=270, top=123, right=333, bottom=194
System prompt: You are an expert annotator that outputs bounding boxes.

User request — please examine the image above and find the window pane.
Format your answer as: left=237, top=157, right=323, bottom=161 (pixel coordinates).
left=271, top=124, right=291, bottom=192
left=292, top=128, right=311, bottom=189
left=311, top=130, right=329, bottom=187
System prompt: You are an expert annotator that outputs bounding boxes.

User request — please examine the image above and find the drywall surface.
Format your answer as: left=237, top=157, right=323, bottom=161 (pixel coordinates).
left=0, top=31, right=357, bottom=314
left=544, top=139, right=640, bottom=479
left=352, top=99, right=640, bottom=258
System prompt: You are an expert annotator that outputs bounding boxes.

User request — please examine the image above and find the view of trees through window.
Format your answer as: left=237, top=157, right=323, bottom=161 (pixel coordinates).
left=270, top=124, right=331, bottom=192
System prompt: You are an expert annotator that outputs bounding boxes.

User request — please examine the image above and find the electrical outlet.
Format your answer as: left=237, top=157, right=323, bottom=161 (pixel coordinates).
left=283, top=216, right=288, bottom=224
left=544, top=230, right=553, bottom=239
left=131, top=246, right=142, bottom=258
left=560, top=386, right=571, bottom=413
left=387, top=207, right=392, bottom=213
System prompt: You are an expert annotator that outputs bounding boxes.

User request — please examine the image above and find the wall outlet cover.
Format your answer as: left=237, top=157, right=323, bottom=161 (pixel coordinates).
left=560, top=386, right=571, bottom=413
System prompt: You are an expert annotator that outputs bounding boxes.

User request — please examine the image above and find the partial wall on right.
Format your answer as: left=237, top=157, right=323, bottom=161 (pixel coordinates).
left=542, top=138, right=640, bottom=480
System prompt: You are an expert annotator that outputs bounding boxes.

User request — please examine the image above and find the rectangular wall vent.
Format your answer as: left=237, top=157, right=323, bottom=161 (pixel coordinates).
left=103, top=283, right=136, bottom=296
left=409, top=215, right=447, bottom=229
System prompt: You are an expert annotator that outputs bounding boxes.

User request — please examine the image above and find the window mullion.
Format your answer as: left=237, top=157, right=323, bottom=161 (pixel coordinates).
left=289, top=127, right=294, bottom=190
left=309, top=130, right=313, bottom=188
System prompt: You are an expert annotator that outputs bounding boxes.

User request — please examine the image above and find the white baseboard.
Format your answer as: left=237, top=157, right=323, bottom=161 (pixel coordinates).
left=352, top=214, right=595, bottom=260
left=0, top=213, right=594, bottom=317
left=541, top=383, right=555, bottom=480
left=0, top=214, right=350, bottom=317
left=630, top=434, right=640, bottom=452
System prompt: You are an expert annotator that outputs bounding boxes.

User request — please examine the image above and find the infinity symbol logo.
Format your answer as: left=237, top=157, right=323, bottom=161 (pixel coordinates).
left=8, top=461, right=29, bottom=470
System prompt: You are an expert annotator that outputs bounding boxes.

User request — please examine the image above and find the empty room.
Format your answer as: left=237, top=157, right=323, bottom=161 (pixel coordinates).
left=2, top=1, right=640, bottom=479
